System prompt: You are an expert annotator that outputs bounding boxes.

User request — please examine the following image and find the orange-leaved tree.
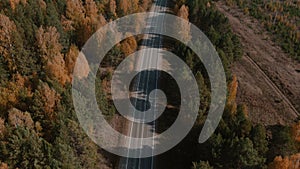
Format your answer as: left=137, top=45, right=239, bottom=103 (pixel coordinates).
left=176, top=5, right=191, bottom=42
left=65, top=44, right=90, bottom=80
left=268, top=154, right=300, bottom=169
left=0, top=162, right=8, bottom=169
left=0, top=118, right=5, bottom=139
left=36, top=26, right=70, bottom=85
left=108, top=0, right=117, bottom=17
left=9, top=0, right=27, bottom=11
left=227, top=75, right=238, bottom=115
left=8, top=108, right=34, bottom=129
left=32, top=82, right=60, bottom=121
left=0, top=14, right=17, bottom=72
left=120, top=36, right=137, bottom=56
left=292, top=121, right=300, bottom=142
left=0, top=74, right=31, bottom=112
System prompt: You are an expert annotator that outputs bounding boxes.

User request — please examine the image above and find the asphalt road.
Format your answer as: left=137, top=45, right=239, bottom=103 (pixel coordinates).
left=118, top=0, right=169, bottom=169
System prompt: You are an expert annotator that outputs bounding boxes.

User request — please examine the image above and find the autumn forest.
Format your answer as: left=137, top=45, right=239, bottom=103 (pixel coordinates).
left=0, top=0, right=299, bottom=169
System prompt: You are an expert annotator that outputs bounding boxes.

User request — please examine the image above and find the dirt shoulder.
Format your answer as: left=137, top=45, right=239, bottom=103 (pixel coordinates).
left=216, top=1, right=300, bottom=125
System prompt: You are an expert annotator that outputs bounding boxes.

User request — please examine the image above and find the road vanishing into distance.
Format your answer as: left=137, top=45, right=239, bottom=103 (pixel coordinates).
left=118, top=0, right=169, bottom=168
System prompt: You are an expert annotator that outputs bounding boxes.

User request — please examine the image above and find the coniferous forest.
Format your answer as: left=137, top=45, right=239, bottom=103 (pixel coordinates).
left=0, top=0, right=299, bottom=169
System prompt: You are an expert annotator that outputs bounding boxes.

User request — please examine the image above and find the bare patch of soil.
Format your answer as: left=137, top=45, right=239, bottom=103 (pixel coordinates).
left=216, top=1, right=300, bottom=125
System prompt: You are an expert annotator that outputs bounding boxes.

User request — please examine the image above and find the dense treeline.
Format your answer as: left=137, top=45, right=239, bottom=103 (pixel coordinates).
left=0, top=0, right=151, bottom=168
